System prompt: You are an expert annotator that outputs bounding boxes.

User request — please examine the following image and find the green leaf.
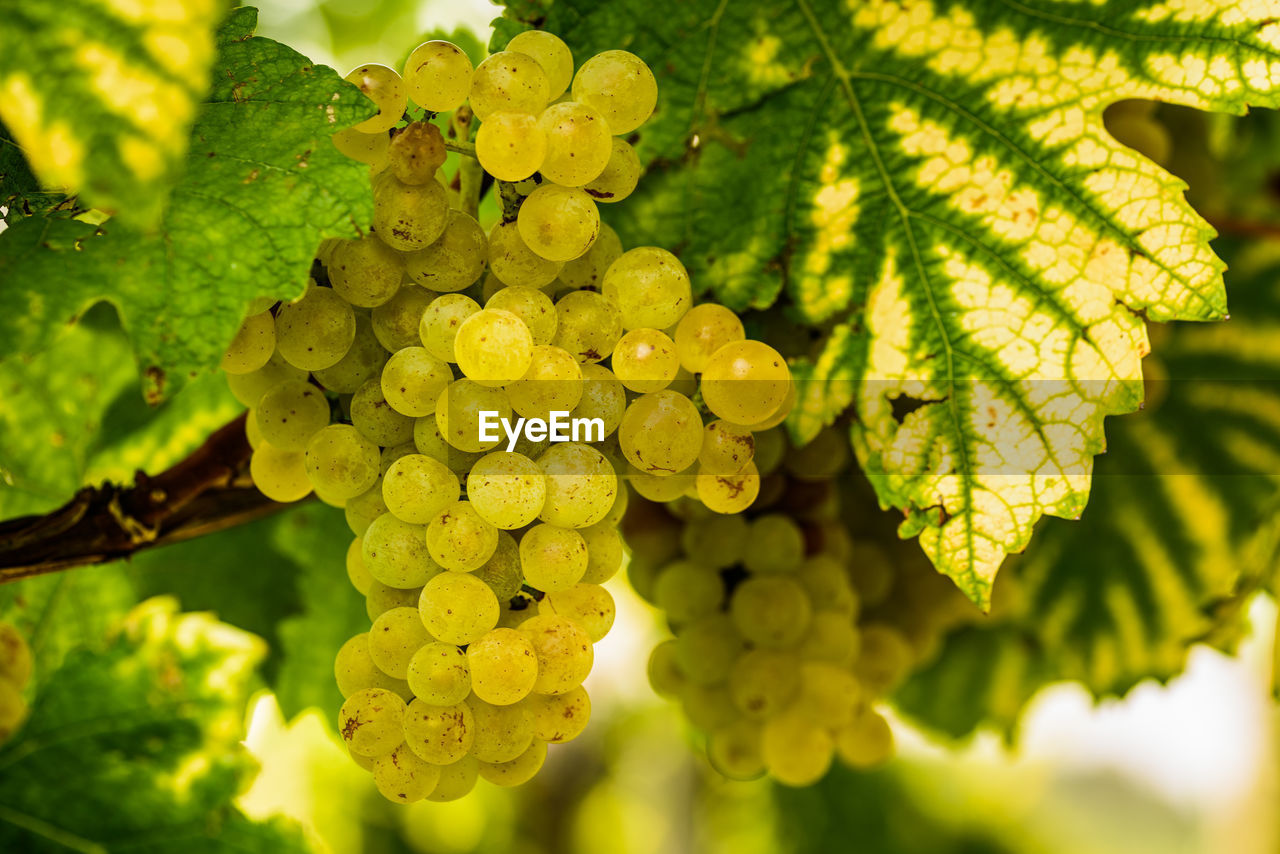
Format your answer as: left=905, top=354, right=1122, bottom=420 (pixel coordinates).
left=515, top=0, right=1280, bottom=606
left=0, top=6, right=376, bottom=402
left=0, top=597, right=308, bottom=852
left=0, top=0, right=227, bottom=225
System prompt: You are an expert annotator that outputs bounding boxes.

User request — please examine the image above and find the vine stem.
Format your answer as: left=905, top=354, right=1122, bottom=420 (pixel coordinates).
left=443, top=139, right=477, bottom=158
left=0, top=414, right=293, bottom=583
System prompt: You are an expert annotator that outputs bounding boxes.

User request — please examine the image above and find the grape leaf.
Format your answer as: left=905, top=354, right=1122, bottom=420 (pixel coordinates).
left=0, top=0, right=227, bottom=225
left=0, top=6, right=376, bottom=403
left=0, top=598, right=309, bottom=852
left=506, top=0, right=1280, bottom=606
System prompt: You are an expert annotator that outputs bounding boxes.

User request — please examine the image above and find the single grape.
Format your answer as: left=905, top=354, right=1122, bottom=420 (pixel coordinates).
left=612, top=328, right=679, bottom=393
left=379, top=454, right=460, bottom=525
left=506, top=344, right=583, bottom=420
left=468, top=697, right=535, bottom=762
left=419, top=572, right=500, bottom=645
left=472, top=532, right=524, bottom=600
left=539, top=583, right=614, bottom=642
left=793, top=661, right=861, bottom=730
left=467, top=452, right=546, bottom=529
left=334, top=633, right=412, bottom=700
left=373, top=171, right=449, bottom=251
left=835, top=709, right=894, bottom=768
left=761, top=708, right=834, bottom=786
left=346, top=538, right=376, bottom=593
left=276, top=286, right=357, bottom=371
left=696, top=460, right=760, bottom=514
left=314, top=314, right=388, bottom=393
left=350, top=378, right=415, bottom=446
left=470, top=51, right=550, bottom=121
left=697, top=420, right=755, bottom=475
left=405, top=210, right=487, bottom=293
left=700, top=340, right=791, bottom=426
left=853, top=624, right=914, bottom=697
left=571, top=50, right=658, bottom=135
left=419, top=293, right=481, bottom=362
left=730, top=575, right=811, bottom=648
left=537, top=442, right=617, bottom=528
left=435, top=379, right=512, bottom=453
left=254, top=379, right=329, bottom=451
left=373, top=743, right=441, bottom=804
left=338, top=688, right=407, bottom=757
left=486, top=286, right=557, bottom=345
left=680, top=513, right=748, bottom=569
left=647, top=639, right=686, bottom=698
left=329, top=234, right=403, bottom=307
left=426, top=501, right=500, bottom=572
left=477, top=738, right=547, bottom=786
left=372, top=285, right=435, bottom=352
left=250, top=444, right=313, bottom=502
left=517, top=184, right=600, bottom=262
left=653, top=561, right=724, bottom=624
left=578, top=520, right=624, bottom=583
left=403, top=698, right=475, bottom=765
left=362, top=513, right=439, bottom=589
left=507, top=30, right=573, bottom=99
left=467, top=627, right=539, bottom=705
left=571, top=364, right=626, bottom=437
left=519, top=614, right=594, bottom=695
left=368, top=606, right=431, bottom=679
left=345, top=64, right=407, bottom=134
left=728, top=648, right=801, bottom=719
left=488, top=220, right=563, bottom=288
left=707, top=720, right=766, bottom=782
left=527, top=686, right=590, bottom=743
left=674, top=303, right=745, bottom=373
left=681, top=683, right=737, bottom=731
left=227, top=351, right=309, bottom=408
left=797, top=556, right=859, bottom=617
left=426, top=755, right=479, bottom=801
left=404, top=40, right=474, bottom=112
left=675, top=613, right=742, bottom=685
left=220, top=311, right=276, bottom=374
left=536, top=100, right=612, bottom=186
left=454, top=309, right=535, bottom=387
left=602, top=247, right=691, bottom=330
left=584, top=137, right=641, bottom=203
left=619, top=390, right=703, bottom=475
left=519, top=523, right=588, bottom=592
left=381, top=346, right=454, bottom=417
left=552, top=290, right=623, bottom=363
left=333, top=127, right=390, bottom=168
left=476, top=111, right=547, bottom=181
left=365, top=581, right=423, bottom=622
left=305, top=424, right=380, bottom=500
left=407, top=642, right=472, bottom=705
left=387, top=121, right=446, bottom=185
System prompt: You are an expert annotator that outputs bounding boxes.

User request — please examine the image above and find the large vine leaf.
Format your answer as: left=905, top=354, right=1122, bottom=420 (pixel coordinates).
left=0, top=0, right=227, bottom=225
left=504, top=0, right=1280, bottom=606
left=0, top=6, right=375, bottom=403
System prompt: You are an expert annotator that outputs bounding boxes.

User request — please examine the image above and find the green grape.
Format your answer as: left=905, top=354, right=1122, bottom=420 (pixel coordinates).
left=255, top=379, right=329, bottom=452
left=329, top=234, right=404, bottom=307
left=761, top=709, right=834, bottom=787
left=752, top=427, right=788, bottom=475
left=347, top=747, right=376, bottom=773
left=571, top=364, right=626, bottom=437
left=250, top=444, right=313, bottom=502
left=507, top=30, right=573, bottom=99
left=220, top=311, right=276, bottom=374
left=701, top=340, right=792, bottom=426
left=506, top=344, right=583, bottom=419
left=382, top=453, right=460, bottom=524
left=647, top=639, right=686, bottom=698
left=653, top=561, right=724, bottom=624
left=571, top=50, right=657, bottom=135
left=435, top=379, right=512, bottom=453
left=601, top=247, right=692, bottom=330
left=455, top=309, right=535, bottom=387
left=797, top=556, right=858, bottom=617
left=627, top=468, right=693, bottom=503
left=405, top=210, right=488, bottom=293
left=578, top=521, right=623, bottom=583
left=835, top=710, right=893, bottom=768
left=333, top=126, right=390, bottom=168
left=346, top=538, right=375, bottom=593
left=520, top=614, right=593, bottom=695
left=488, top=220, right=563, bottom=288
left=794, top=661, right=861, bottom=729
left=707, top=719, right=766, bottom=781
left=227, top=351, right=308, bottom=407
left=473, top=532, right=524, bottom=600
left=372, top=285, right=435, bottom=352
left=558, top=222, right=622, bottom=292
left=350, top=379, right=414, bottom=446
left=537, top=442, right=617, bottom=528
left=742, top=380, right=796, bottom=431
left=467, top=452, right=546, bottom=529
left=743, top=514, right=806, bottom=573
left=497, top=599, right=537, bottom=630
left=853, top=624, right=913, bottom=698
left=527, top=685, right=590, bottom=743
left=426, top=755, right=479, bottom=801
left=338, top=688, right=407, bottom=757
left=681, top=682, right=737, bottom=731
left=696, top=461, right=760, bottom=514
left=407, top=642, right=472, bottom=705
left=420, top=571, right=500, bottom=644
left=519, top=523, right=588, bottom=592
left=470, top=51, right=550, bottom=121
left=730, top=575, right=811, bottom=649
left=679, top=514, right=747, bottom=569
left=414, top=415, right=482, bottom=472
left=313, top=483, right=349, bottom=508
left=467, top=628, right=539, bottom=705
left=404, top=40, right=474, bottom=112
left=387, top=121, right=447, bottom=185
left=785, top=425, right=852, bottom=480
left=477, top=739, right=547, bottom=786
left=373, top=171, right=450, bottom=251
left=403, top=698, right=474, bottom=765
left=381, top=346, right=454, bottom=417
left=245, top=409, right=265, bottom=450
left=729, top=649, right=801, bottom=720
left=363, top=513, right=438, bottom=589
left=536, top=101, right=612, bottom=186
left=373, top=743, right=441, bottom=804
left=584, top=137, right=641, bottom=203
left=551, top=290, right=623, bottom=364
left=697, top=420, right=754, bottom=475
left=366, top=581, right=423, bottom=622
left=468, top=697, right=535, bottom=762
left=476, top=111, right=546, bottom=181
left=314, top=314, right=388, bottom=393
left=369, top=606, right=432, bottom=679
left=334, top=633, right=412, bottom=699
left=517, top=184, right=600, bottom=262
left=426, top=501, right=500, bottom=572
left=381, top=441, right=420, bottom=475
left=619, top=390, right=703, bottom=475
left=419, top=293, right=481, bottom=362
left=675, top=613, right=743, bottom=685
left=539, top=583, right=614, bottom=642
left=487, top=286, right=557, bottom=345
left=674, top=303, right=745, bottom=373
left=276, top=286, right=357, bottom=371
left=305, top=424, right=380, bottom=500
left=345, top=64, right=407, bottom=134
left=611, top=328, right=679, bottom=393
left=0, top=676, right=26, bottom=741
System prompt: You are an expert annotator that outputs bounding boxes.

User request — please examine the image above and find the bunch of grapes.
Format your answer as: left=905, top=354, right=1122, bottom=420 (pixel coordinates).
left=217, top=32, right=795, bottom=803
left=625, top=426, right=980, bottom=786
left=0, top=623, right=32, bottom=743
